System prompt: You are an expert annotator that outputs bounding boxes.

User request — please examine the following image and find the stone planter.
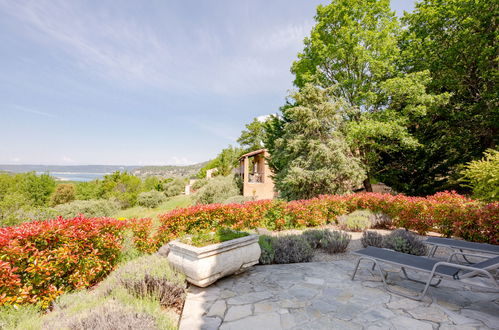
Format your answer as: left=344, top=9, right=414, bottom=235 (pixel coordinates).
left=167, top=234, right=261, bottom=287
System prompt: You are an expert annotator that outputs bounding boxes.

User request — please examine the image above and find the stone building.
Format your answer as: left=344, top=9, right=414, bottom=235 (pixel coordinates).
left=238, top=149, right=275, bottom=200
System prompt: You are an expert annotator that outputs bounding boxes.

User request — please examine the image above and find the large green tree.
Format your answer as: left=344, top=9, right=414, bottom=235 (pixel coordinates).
left=378, top=0, right=498, bottom=195
left=265, top=84, right=365, bottom=200
left=290, top=0, right=448, bottom=191
left=237, top=117, right=266, bottom=152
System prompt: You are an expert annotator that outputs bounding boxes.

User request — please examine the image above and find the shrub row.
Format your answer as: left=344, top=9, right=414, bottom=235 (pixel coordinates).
left=157, top=191, right=498, bottom=244
left=0, top=216, right=155, bottom=307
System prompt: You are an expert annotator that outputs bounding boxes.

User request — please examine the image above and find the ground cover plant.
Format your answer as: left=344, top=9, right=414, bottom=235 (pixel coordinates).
left=259, top=229, right=350, bottom=265
left=179, top=228, right=249, bottom=247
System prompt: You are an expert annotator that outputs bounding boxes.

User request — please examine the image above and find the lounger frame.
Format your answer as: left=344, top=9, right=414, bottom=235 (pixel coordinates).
left=351, top=249, right=499, bottom=301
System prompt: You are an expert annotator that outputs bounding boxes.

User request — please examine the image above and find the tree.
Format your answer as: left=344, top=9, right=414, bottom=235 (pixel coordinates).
left=17, top=172, right=56, bottom=206
left=291, top=0, right=449, bottom=191
left=382, top=0, right=499, bottom=195
left=292, top=0, right=400, bottom=112
left=266, top=84, right=365, bottom=200
left=237, top=117, right=266, bottom=152
left=99, top=171, right=142, bottom=208
left=197, top=145, right=243, bottom=178
left=50, top=183, right=76, bottom=206
left=347, top=71, right=449, bottom=191
left=460, top=149, right=499, bottom=202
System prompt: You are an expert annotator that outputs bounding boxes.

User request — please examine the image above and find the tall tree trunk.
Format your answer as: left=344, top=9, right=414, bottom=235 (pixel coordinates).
left=363, top=176, right=373, bottom=192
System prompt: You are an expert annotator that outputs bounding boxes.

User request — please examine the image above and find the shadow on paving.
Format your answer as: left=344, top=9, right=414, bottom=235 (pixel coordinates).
left=179, top=257, right=499, bottom=330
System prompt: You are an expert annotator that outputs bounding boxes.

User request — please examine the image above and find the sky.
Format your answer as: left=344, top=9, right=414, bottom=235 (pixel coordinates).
left=0, top=0, right=415, bottom=166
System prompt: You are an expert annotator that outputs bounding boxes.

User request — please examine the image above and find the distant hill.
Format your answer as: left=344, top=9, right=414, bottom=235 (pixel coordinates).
left=0, top=164, right=140, bottom=174
left=0, top=162, right=207, bottom=179
left=133, top=162, right=208, bottom=178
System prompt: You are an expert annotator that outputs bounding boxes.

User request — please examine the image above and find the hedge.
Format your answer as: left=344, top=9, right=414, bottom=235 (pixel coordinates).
left=157, top=191, right=498, bottom=245
left=0, top=216, right=153, bottom=307
left=1, top=191, right=497, bottom=308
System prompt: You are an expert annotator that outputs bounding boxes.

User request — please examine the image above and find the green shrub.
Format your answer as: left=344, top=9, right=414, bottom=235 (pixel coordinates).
left=382, top=229, right=427, bottom=256
left=337, top=210, right=372, bottom=231
left=191, top=178, right=208, bottom=191
left=302, top=229, right=327, bottom=249
left=137, top=190, right=167, bottom=208
left=121, top=275, right=185, bottom=313
left=460, top=149, right=499, bottom=202
left=53, top=199, right=119, bottom=218
left=163, top=178, right=186, bottom=198
left=258, top=235, right=275, bottom=265
left=50, top=183, right=76, bottom=206
left=193, top=175, right=239, bottom=205
left=180, top=228, right=249, bottom=247
left=75, top=180, right=101, bottom=200
left=64, top=302, right=157, bottom=330
left=271, top=235, right=314, bottom=264
left=319, top=230, right=351, bottom=254
left=0, top=192, right=57, bottom=227
left=361, top=230, right=383, bottom=248
left=223, top=195, right=253, bottom=204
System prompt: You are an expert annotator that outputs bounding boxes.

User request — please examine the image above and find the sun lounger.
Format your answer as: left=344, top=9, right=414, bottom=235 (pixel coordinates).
left=425, top=237, right=499, bottom=263
left=351, top=246, right=499, bottom=300
left=425, top=237, right=499, bottom=257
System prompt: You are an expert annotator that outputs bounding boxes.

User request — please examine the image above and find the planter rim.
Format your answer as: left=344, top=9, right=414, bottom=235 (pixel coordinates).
left=169, top=234, right=259, bottom=257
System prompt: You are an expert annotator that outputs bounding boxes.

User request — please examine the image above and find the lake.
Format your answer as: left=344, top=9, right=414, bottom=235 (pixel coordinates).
left=36, top=172, right=108, bottom=182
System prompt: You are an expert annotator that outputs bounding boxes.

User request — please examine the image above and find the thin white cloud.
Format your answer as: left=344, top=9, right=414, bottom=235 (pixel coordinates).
left=10, top=104, right=57, bottom=118
left=256, top=115, right=271, bottom=122
left=252, top=22, right=313, bottom=52
left=61, top=156, right=76, bottom=163
left=0, top=0, right=304, bottom=95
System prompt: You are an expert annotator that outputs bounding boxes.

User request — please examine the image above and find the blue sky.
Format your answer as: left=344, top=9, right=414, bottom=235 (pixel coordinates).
left=0, top=0, right=415, bottom=166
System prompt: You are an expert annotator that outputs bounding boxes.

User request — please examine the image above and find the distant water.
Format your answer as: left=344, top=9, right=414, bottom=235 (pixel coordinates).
left=37, top=172, right=108, bottom=182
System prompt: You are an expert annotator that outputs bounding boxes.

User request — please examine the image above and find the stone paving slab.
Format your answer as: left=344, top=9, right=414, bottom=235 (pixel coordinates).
left=179, top=258, right=499, bottom=330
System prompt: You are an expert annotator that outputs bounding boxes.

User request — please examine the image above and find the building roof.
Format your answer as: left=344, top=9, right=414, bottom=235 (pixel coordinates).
left=238, top=148, right=267, bottom=160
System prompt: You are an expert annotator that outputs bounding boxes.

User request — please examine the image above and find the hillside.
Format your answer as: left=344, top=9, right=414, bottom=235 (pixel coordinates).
left=132, top=162, right=208, bottom=178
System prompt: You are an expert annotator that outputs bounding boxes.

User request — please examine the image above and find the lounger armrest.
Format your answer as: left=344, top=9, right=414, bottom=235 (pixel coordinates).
left=447, top=252, right=493, bottom=263
left=432, top=261, right=498, bottom=286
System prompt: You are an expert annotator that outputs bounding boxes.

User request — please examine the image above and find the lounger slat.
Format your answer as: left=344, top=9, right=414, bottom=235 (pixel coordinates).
left=425, top=237, right=499, bottom=254
left=353, top=247, right=459, bottom=277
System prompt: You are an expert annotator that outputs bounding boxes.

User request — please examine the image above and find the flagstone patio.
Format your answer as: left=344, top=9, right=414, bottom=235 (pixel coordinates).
left=179, top=258, right=499, bottom=330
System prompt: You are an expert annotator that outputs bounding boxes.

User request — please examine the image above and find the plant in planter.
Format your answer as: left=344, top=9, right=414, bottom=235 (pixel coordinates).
left=167, top=228, right=260, bottom=287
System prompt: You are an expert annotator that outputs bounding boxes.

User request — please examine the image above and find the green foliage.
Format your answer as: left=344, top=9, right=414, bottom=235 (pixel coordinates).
left=75, top=180, right=101, bottom=200
left=180, top=228, right=249, bottom=247
left=137, top=190, right=167, bottom=208
left=361, top=230, right=384, bottom=248
left=382, top=229, right=427, bottom=256
left=99, top=171, right=143, bottom=208
left=162, top=178, right=185, bottom=198
left=191, top=178, right=208, bottom=191
left=0, top=305, right=42, bottom=330
left=258, top=235, right=275, bottom=265
left=338, top=210, right=373, bottom=231
left=302, top=229, right=351, bottom=253
left=292, top=0, right=399, bottom=106
left=193, top=175, right=240, bottom=205
left=53, top=199, right=119, bottom=218
left=378, top=0, right=498, bottom=195
left=319, top=230, right=351, bottom=254
left=266, top=84, right=365, bottom=200
left=142, top=176, right=162, bottom=191
left=43, top=254, right=185, bottom=330
left=0, top=192, right=57, bottom=227
left=16, top=172, right=56, bottom=206
left=197, top=145, right=243, bottom=178
left=50, top=183, right=76, bottom=206
left=237, top=117, right=267, bottom=152
left=222, top=195, right=253, bottom=205
left=460, top=149, right=499, bottom=202
left=259, top=235, right=314, bottom=264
